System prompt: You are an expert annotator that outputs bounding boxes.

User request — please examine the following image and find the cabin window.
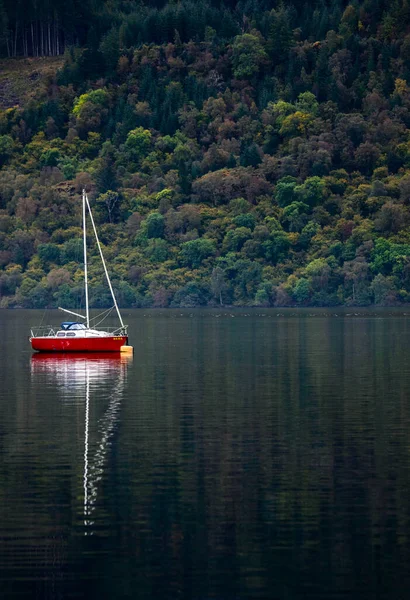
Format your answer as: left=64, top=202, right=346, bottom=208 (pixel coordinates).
left=66, top=332, right=76, bottom=337
left=61, top=322, right=87, bottom=330
left=57, top=332, right=66, bottom=337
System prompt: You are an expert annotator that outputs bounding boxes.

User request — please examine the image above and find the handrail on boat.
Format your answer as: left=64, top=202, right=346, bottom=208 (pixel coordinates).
left=30, top=325, right=128, bottom=338
left=30, top=326, right=56, bottom=338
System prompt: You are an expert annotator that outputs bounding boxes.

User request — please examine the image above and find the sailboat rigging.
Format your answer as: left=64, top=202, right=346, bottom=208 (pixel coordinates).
left=30, top=190, right=130, bottom=353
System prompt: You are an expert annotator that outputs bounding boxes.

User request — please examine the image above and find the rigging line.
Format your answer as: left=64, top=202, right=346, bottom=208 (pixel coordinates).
left=39, top=306, right=47, bottom=327
left=93, top=307, right=115, bottom=329
left=89, top=306, right=113, bottom=323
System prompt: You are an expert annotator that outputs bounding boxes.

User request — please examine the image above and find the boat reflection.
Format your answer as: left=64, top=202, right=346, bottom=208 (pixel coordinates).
left=31, top=352, right=132, bottom=534
left=31, top=352, right=132, bottom=380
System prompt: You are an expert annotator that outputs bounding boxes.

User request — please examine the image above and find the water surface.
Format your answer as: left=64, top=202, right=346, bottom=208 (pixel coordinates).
left=1, top=308, right=410, bottom=599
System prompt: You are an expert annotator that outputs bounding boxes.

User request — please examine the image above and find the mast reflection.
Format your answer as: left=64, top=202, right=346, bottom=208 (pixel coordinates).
left=31, top=353, right=131, bottom=533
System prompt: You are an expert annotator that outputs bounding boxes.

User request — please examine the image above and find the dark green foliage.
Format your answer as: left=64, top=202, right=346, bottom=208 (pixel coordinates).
left=171, top=281, right=209, bottom=307
left=232, top=33, right=268, bottom=79
left=276, top=176, right=298, bottom=207
left=263, top=231, right=290, bottom=264
left=267, top=5, right=294, bottom=65
left=0, top=135, right=14, bottom=166
left=180, top=238, right=216, bottom=268
left=2, top=1, right=410, bottom=308
left=145, top=239, right=169, bottom=262
left=233, top=213, right=256, bottom=230
left=240, top=143, right=263, bottom=168
left=62, top=239, right=82, bottom=264
left=144, top=213, right=165, bottom=239
left=38, top=243, right=61, bottom=266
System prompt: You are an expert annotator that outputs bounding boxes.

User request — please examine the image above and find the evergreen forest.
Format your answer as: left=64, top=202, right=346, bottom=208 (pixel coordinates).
left=1, top=0, right=410, bottom=308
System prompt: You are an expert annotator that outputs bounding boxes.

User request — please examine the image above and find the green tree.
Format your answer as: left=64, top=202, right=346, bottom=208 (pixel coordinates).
left=125, top=127, right=152, bottom=159
left=53, top=283, right=76, bottom=307
left=38, top=243, right=61, bottom=266
left=296, top=92, right=319, bottom=116
left=99, top=27, right=120, bottom=72
left=73, top=89, right=108, bottom=118
left=293, top=278, right=312, bottom=304
left=223, top=227, right=252, bottom=253
left=240, top=143, right=263, bottom=167
left=282, top=201, right=309, bottom=232
left=268, top=6, right=293, bottom=64
left=62, top=239, right=82, bottom=264
left=40, top=148, right=61, bottom=167
left=371, top=273, right=397, bottom=305
left=180, top=238, right=216, bottom=268
left=144, top=212, right=165, bottom=239
left=144, top=239, right=169, bottom=263
left=0, top=135, right=14, bottom=165
left=275, top=176, right=298, bottom=207
left=95, top=142, right=118, bottom=193
left=233, top=213, right=256, bottom=230
left=263, top=231, right=290, bottom=264
left=72, top=88, right=109, bottom=133
left=172, top=282, right=209, bottom=307
left=295, top=177, right=327, bottom=207
left=232, top=33, right=268, bottom=79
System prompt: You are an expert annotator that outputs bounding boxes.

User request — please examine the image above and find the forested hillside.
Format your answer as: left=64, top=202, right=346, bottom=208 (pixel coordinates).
left=1, top=0, right=410, bottom=308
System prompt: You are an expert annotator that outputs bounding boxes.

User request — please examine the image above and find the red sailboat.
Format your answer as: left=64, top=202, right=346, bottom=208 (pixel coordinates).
left=30, top=190, right=131, bottom=353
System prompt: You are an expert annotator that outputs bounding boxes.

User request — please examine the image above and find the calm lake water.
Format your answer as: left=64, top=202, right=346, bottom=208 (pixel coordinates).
left=1, top=308, right=410, bottom=599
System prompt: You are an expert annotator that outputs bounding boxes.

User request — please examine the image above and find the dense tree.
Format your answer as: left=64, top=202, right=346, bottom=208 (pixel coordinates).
left=232, top=33, right=268, bottom=79
left=180, top=238, right=216, bottom=268
left=1, top=0, right=410, bottom=307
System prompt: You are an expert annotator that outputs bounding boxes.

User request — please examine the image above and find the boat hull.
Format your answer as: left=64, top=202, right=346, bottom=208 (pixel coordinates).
left=31, top=335, right=128, bottom=353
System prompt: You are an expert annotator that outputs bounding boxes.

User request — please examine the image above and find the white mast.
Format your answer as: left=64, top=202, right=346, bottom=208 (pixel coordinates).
left=85, top=193, right=125, bottom=330
left=83, top=189, right=90, bottom=329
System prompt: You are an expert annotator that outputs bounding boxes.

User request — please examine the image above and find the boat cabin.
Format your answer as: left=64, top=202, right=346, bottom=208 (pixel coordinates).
left=56, top=321, right=109, bottom=338
left=57, top=322, right=88, bottom=337
left=60, top=322, right=87, bottom=331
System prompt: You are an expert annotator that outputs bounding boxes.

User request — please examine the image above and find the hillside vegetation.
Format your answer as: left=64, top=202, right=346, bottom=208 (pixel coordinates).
left=1, top=0, right=410, bottom=308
